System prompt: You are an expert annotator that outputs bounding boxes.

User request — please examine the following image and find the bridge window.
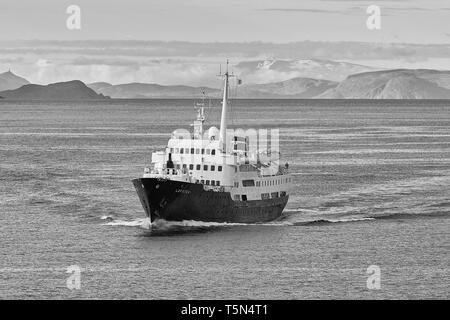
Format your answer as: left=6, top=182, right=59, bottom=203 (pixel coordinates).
left=242, top=180, right=255, bottom=187
left=218, top=166, right=222, bottom=172
left=261, top=193, right=270, bottom=200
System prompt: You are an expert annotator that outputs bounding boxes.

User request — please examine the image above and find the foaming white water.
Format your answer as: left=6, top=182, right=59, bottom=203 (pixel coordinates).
left=152, top=219, right=250, bottom=228
left=327, top=217, right=375, bottom=223
left=103, top=217, right=293, bottom=229
left=103, top=218, right=151, bottom=229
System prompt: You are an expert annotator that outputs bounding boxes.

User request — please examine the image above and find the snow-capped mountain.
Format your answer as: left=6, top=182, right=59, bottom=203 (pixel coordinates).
left=234, top=59, right=377, bottom=83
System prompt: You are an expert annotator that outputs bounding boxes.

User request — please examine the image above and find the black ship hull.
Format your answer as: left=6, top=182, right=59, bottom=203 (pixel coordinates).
left=132, top=178, right=289, bottom=223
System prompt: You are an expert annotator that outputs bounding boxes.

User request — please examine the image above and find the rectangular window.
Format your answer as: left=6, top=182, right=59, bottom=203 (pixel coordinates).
left=242, top=195, right=247, bottom=201
left=280, top=191, right=286, bottom=197
left=216, top=181, right=220, bottom=186
left=196, top=164, right=201, bottom=170
left=185, top=148, right=189, bottom=154
left=210, top=180, right=215, bottom=186
left=218, top=166, right=222, bottom=172
left=182, top=164, right=187, bottom=169
left=271, top=192, right=279, bottom=198
left=234, top=195, right=240, bottom=201
left=203, top=165, right=208, bottom=171
left=190, top=148, right=194, bottom=154
left=211, top=149, right=216, bottom=155
left=201, top=148, right=205, bottom=154
left=261, top=193, right=270, bottom=200
left=180, top=148, right=184, bottom=154
left=170, top=148, right=174, bottom=153
left=206, top=180, right=210, bottom=185
left=189, top=164, right=194, bottom=170
left=211, top=165, right=215, bottom=171
left=195, top=148, right=200, bottom=154
left=206, top=149, right=211, bottom=155
left=242, top=180, right=255, bottom=187
left=201, top=180, right=204, bottom=184
left=176, top=164, right=180, bottom=169
left=175, top=148, right=179, bottom=153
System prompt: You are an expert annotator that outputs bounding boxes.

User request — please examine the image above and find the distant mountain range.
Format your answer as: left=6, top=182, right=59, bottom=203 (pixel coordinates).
left=1, top=66, right=450, bottom=100
left=87, top=69, right=450, bottom=99
left=86, top=78, right=338, bottom=99
left=88, top=82, right=221, bottom=98
left=0, top=80, right=108, bottom=100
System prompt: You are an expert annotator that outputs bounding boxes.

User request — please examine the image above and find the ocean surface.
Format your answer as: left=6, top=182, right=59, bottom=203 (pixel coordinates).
left=0, top=99, right=449, bottom=299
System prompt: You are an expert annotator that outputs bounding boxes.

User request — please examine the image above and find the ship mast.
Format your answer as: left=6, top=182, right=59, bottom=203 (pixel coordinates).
left=219, top=60, right=230, bottom=153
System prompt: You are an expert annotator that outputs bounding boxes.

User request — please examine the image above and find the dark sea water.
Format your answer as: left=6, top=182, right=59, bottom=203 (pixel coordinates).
left=0, top=99, right=449, bottom=299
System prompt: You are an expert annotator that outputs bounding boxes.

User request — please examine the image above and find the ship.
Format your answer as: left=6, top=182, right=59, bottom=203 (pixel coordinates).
left=132, top=62, right=292, bottom=223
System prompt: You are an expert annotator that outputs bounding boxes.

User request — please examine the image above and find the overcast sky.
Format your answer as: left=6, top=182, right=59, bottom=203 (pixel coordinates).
left=0, top=0, right=449, bottom=85
left=1, top=0, right=449, bottom=43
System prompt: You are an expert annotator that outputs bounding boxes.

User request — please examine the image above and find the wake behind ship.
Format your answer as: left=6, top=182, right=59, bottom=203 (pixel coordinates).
left=132, top=63, right=292, bottom=223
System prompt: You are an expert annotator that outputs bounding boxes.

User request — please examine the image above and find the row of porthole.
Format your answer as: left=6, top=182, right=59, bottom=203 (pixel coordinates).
left=170, top=147, right=216, bottom=155
left=256, top=177, right=292, bottom=187
left=175, top=163, right=223, bottom=172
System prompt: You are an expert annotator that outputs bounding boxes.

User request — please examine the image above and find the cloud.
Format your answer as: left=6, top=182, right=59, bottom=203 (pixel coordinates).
left=2, top=40, right=450, bottom=60
left=35, top=59, right=52, bottom=68
left=1, top=40, right=450, bottom=85
left=259, top=8, right=342, bottom=14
